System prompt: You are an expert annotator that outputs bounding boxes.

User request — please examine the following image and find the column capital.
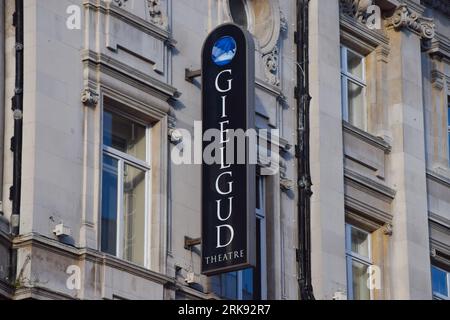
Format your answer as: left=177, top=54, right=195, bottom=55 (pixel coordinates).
left=387, top=4, right=435, bottom=40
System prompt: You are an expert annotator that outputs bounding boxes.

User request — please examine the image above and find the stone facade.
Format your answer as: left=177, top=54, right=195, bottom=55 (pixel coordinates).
left=0, top=0, right=448, bottom=300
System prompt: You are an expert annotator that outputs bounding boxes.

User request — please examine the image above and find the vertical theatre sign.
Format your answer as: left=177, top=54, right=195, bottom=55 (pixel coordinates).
left=202, top=24, right=256, bottom=275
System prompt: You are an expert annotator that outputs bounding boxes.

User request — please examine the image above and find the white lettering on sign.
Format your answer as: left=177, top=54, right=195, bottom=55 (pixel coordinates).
left=214, top=69, right=235, bottom=249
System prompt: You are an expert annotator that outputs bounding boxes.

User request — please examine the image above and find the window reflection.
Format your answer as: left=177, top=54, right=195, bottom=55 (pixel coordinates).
left=101, top=155, right=119, bottom=256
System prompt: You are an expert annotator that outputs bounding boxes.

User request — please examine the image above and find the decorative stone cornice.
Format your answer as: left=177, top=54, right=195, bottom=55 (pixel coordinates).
left=427, top=32, right=450, bottom=60
left=387, top=4, right=435, bottom=39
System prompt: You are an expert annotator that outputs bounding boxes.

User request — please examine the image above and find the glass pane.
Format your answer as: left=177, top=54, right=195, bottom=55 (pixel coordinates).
left=447, top=101, right=449, bottom=126
left=352, top=260, right=370, bottom=300
left=229, top=0, right=248, bottom=29
left=431, top=266, right=448, bottom=297
left=122, top=164, right=146, bottom=266
left=348, top=80, right=367, bottom=130
left=351, top=226, right=370, bottom=258
left=220, top=272, right=238, bottom=299
left=347, top=50, right=364, bottom=80
left=103, top=111, right=147, bottom=161
left=101, top=155, right=118, bottom=256
left=242, top=268, right=254, bottom=300
left=256, top=177, right=261, bottom=210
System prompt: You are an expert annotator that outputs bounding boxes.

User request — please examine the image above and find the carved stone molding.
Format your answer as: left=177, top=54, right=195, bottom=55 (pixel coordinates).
left=387, top=4, right=435, bottom=40
left=431, top=69, right=445, bottom=90
left=147, top=0, right=167, bottom=28
left=383, top=223, right=393, bottom=236
left=280, top=178, right=294, bottom=191
left=110, top=0, right=167, bottom=29
left=112, top=0, right=128, bottom=7
left=340, top=0, right=374, bottom=23
left=81, top=88, right=99, bottom=107
left=375, top=45, right=390, bottom=63
left=280, top=11, right=288, bottom=33
left=263, top=46, right=280, bottom=86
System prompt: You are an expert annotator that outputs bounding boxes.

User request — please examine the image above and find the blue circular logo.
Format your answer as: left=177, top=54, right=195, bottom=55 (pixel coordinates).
left=212, top=36, right=237, bottom=66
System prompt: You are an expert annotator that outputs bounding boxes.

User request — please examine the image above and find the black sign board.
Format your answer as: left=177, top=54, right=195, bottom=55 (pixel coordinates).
left=201, top=24, right=256, bottom=276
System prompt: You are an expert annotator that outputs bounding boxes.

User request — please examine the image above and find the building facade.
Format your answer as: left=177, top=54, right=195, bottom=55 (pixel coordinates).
left=0, top=0, right=449, bottom=300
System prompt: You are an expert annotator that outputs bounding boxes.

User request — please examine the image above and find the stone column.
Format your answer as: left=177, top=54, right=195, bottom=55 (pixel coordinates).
left=385, top=2, right=433, bottom=299
left=309, top=0, right=347, bottom=299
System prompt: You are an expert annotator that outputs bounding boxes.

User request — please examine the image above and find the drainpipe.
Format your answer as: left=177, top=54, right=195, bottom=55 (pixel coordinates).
left=11, top=0, right=24, bottom=236
left=295, top=0, right=314, bottom=300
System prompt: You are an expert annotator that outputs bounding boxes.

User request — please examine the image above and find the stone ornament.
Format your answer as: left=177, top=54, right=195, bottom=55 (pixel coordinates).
left=110, top=0, right=167, bottom=29
left=147, top=0, right=167, bottom=28
left=113, top=0, right=128, bottom=7
left=263, top=46, right=279, bottom=86
left=223, top=0, right=283, bottom=86
left=388, top=4, right=435, bottom=40
left=340, top=0, right=374, bottom=23
left=383, top=223, right=393, bottom=236
left=81, top=89, right=99, bottom=107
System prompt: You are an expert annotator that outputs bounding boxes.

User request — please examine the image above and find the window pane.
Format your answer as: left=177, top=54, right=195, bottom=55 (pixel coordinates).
left=348, top=80, right=366, bottom=130
left=347, top=50, right=364, bottom=79
left=220, top=272, right=239, bottom=299
left=101, top=155, right=119, bottom=256
left=122, top=164, right=146, bottom=266
left=448, top=131, right=450, bottom=163
left=447, top=100, right=449, bottom=126
left=242, top=268, right=254, bottom=300
left=432, top=266, right=448, bottom=297
left=351, top=226, right=370, bottom=258
left=256, top=177, right=261, bottom=210
left=103, top=111, right=147, bottom=161
left=352, top=260, right=370, bottom=300
left=229, top=0, right=248, bottom=29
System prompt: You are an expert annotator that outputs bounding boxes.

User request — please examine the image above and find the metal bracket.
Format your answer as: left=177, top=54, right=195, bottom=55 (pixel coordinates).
left=185, top=68, right=201, bottom=83
left=184, top=236, right=201, bottom=250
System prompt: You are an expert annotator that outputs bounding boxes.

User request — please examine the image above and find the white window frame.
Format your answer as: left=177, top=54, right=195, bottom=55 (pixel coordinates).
left=432, top=265, right=450, bottom=300
left=341, top=46, right=367, bottom=131
left=345, top=224, right=373, bottom=300
left=101, top=109, right=152, bottom=268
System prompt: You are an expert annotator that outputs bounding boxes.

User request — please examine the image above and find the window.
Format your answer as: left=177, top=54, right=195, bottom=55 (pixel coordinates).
left=345, top=224, right=372, bottom=300
left=447, top=97, right=450, bottom=165
left=431, top=265, right=450, bottom=300
left=341, top=47, right=367, bottom=131
left=101, top=109, right=151, bottom=267
left=212, top=176, right=267, bottom=300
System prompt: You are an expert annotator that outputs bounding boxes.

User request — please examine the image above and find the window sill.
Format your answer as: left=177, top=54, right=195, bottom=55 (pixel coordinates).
left=343, top=121, right=391, bottom=154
